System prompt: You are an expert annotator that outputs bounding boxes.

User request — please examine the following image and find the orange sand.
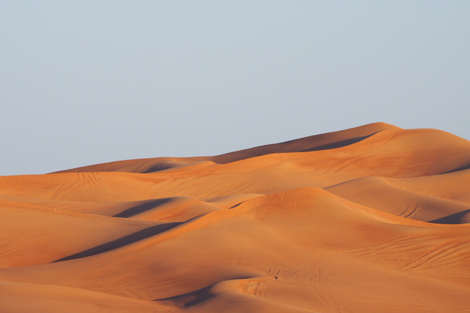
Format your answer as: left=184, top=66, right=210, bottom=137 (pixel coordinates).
left=1, top=122, right=470, bottom=312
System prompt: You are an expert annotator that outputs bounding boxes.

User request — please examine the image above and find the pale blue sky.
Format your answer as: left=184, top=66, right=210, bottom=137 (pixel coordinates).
left=1, top=1, right=469, bottom=175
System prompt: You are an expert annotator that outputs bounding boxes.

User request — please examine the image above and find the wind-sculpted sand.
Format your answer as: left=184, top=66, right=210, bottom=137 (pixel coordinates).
left=1, top=122, right=470, bottom=312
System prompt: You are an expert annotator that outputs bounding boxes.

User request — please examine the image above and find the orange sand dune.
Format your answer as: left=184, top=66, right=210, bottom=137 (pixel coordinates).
left=1, top=122, right=470, bottom=312
left=56, top=122, right=400, bottom=174
left=326, top=176, right=470, bottom=222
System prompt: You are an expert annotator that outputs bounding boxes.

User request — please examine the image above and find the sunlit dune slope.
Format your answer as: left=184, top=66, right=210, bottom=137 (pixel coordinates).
left=1, top=122, right=470, bottom=313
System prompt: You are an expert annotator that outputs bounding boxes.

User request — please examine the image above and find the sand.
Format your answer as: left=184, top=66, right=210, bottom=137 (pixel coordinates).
left=1, top=122, right=470, bottom=312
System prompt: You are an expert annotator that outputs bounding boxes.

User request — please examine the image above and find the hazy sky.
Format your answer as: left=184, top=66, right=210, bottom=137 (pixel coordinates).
left=1, top=1, right=469, bottom=175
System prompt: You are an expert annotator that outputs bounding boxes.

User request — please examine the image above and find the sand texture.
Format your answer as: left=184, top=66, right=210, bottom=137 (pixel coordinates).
left=1, top=122, right=470, bottom=312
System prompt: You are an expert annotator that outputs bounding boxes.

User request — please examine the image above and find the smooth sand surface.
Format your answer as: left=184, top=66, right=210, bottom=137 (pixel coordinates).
left=1, top=122, right=470, bottom=312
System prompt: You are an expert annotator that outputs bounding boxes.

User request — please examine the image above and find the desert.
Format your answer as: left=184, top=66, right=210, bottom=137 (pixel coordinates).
left=1, top=122, right=470, bottom=312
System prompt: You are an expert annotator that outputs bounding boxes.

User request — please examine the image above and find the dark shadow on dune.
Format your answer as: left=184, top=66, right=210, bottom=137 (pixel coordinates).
left=54, top=222, right=182, bottom=262
left=441, top=163, right=470, bottom=175
left=303, top=134, right=376, bottom=152
left=155, top=284, right=216, bottom=308
left=229, top=202, right=243, bottom=209
left=429, top=209, right=470, bottom=224
left=143, top=163, right=178, bottom=173
left=154, top=276, right=252, bottom=308
left=114, top=198, right=174, bottom=218
left=212, top=132, right=380, bottom=164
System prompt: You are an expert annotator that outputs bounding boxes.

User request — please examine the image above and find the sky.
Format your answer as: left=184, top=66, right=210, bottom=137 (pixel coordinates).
left=1, top=1, right=469, bottom=176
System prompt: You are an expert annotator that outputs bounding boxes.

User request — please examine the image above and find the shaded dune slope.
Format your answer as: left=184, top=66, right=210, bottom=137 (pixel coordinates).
left=1, top=122, right=470, bottom=312
left=55, top=122, right=399, bottom=173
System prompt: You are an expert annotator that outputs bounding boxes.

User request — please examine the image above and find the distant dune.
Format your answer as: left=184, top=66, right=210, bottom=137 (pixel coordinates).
left=1, top=122, right=470, bottom=312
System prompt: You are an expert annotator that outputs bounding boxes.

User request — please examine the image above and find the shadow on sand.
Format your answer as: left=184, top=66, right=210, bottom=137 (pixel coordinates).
left=430, top=209, right=470, bottom=224
left=114, top=198, right=174, bottom=218
left=54, top=222, right=182, bottom=262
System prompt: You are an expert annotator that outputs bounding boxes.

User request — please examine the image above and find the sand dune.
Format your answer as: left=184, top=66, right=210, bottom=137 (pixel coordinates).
left=1, top=122, right=470, bottom=312
left=326, top=176, right=470, bottom=222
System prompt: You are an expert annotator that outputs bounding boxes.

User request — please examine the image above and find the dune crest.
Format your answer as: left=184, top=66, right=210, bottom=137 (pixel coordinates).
left=1, top=123, right=470, bottom=312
